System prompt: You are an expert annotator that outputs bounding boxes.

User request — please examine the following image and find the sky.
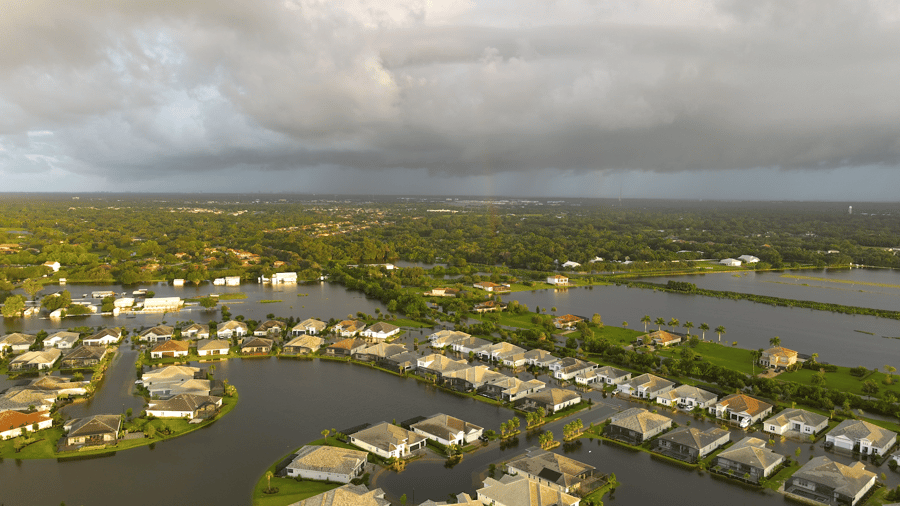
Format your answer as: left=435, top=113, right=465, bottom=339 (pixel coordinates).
left=1, top=0, right=899, bottom=200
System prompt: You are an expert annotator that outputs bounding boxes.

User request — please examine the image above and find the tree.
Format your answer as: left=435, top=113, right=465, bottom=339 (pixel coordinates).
left=265, top=470, right=274, bottom=493
left=769, top=336, right=781, bottom=347
left=591, top=313, right=603, bottom=326
left=885, top=365, right=896, bottom=382
left=321, top=429, right=330, bottom=440
left=41, top=290, right=71, bottom=311
left=683, top=321, right=694, bottom=337
left=699, top=323, right=709, bottom=341
left=810, top=353, right=819, bottom=364
left=715, top=326, right=726, bottom=342
left=654, top=317, right=665, bottom=331
left=862, top=380, right=879, bottom=396
left=2, top=294, right=25, bottom=318
left=400, top=494, right=407, bottom=505
left=199, top=297, right=217, bottom=310
left=668, top=318, right=679, bottom=333
left=22, top=278, right=42, bottom=300
left=641, top=315, right=651, bottom=332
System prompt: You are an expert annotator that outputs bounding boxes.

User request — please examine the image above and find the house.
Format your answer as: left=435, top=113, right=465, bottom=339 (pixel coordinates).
left=334, top=320, right=366, bottom=337
left=473, top=281, right=507, bottom=292
left=656, top=385, right=718, bottom=410
left=428, top=330, right=471, bottom=349
left=616, top=373, right=675, bottom=400
left=546, top=275, right=569, bottom=285
left=114, top=297, right=135, bottom=309
left=0, top=333, right=36, bottom=354
left=425, top=287, right=459, bottom=297
left=146, top=394, right=222, bottom=418
left=710, top=394, right=774, bottom=428
left=551, top=358, right=596, bottom=381
left=760, top=346, right=798, bottom=369
left=411, top=413, right=484, bottom=446
left=83, top=328, right=122, bottom=346
left=606, top=407, right=673, bottom=444
left=150, top=340, right=190, bottom=359
left=285, top=445, right=368, bottom=483
left=291, top=318, right=327, bottom=336
left=61, top=345, right=108, bottom=369
left=645, top=330, right=682, bottom=347
left=593, top=366, right=632, bottom=385
left=181, top=323, right=210, bottom=340
left=240, top=337, right=273, bottom=354
left=380, top=351, right=419, bottom=372
left=254, top=320, right=285, bottom=337
left=442, top=365, right=506, bottom=392
left=653, top=426, right=730, bottom=463
left=785, top=456, right=876, bottom=506
left=9, top=349, right=62, bottom=371
left=139, top=325, right=174, bottom=343
left=324, top=338, right=368, bottom=357
left=217, top=320, right=248, bottom=339
left=475, top=342, right=526, bottom=362
left=21, top=375, right=89, bottom=397
left=360, top=322, right=400, bottom=342
left=353, top=343, right=407, bottom=363
left=197, top=339, right=231, bottom=357
left=270, top=272, right=297, bottom=284
left=349, top=422, right=427, bottom=459
left=43, top=260, right=61, bottom=272
left=224, top=276, right=240, bottom=286
left=738, top=255, right=760, bottom=264
left=0, top=389, right=56, bottom=413
left=552, top=314, right=583, bottom=329
left=713, top=437, right=785, bottom=483
left=173, top=278, right=184, bottom=286
left=0, top=410, right=53, bottom=440
left=450, top=336, right=493, bottom=355
left=825, top=419, right=897, bottom=455
left=420, top=493, right=480, bottom=506
left=282, top=335, right=324, bottom=355
left=477, top=474, right=580, bottom=506
left=517, top=388, right=581, bottom=414
left=523, top=349, right=558, bottom=368
left=561, top=261, right=581, bottom=269
left=63, top=414, right=121, bottom=446
left=42, top=331, right=80, bottom=349
left=473, top=300, right=508, bottom=313
left=141, top=365, right=203, bottom=397
left=719, top=258, right=742, bottom=267
left=416, top=354, right=471, bottom=380
left=141, top=297, right=183, bottom=312
left=506, top=447, right=595, bottom=494
left=764, top=408, right=829, bottom=436
left=289, top=484, right=390, bottom=506
left=482, top=376, right=546, bottom=402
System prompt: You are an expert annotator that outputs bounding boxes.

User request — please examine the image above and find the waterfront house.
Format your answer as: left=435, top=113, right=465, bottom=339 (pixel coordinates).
left=291, top=318, right=327, bottom=336
left=139, top=325, right=174, bottom=343
left=290, top=484, right=390, bottom=506
left=240, top=337, right=273, bottom=355
left=442, top=365, right=506, bottom=392
left=477, top=475, right=580, bottom=506
left=825, top=419, right=896, bottom=455
left=653, top=426, right=730, bottom=463
left=0, top=333, right=36, bottom=354
left=473, top=281, right=508, bottom=292
left=141, top=365, right=203, bottom=397
left=353, top=343, right=407, bottom=363
left=785, top=456, right=875, bottom=506
left=420, top=494, right=480, bottom=506
left=428, top=329, right=471, bottom=348
left=450, top=336, right=492, bottom=355
left=360, top=322, right=400, bottom=342
left=141, top=297, right=183, bottom=312
left=411, top=413, right=484, bottom=446
left=63, top=414, right=121, bottom=446
left=0, top=389, right=56, bottom=413
left=197, top=339, right=231, bottom=357
left=43, top=331, right=80, bottom=350
left=217, top=320, right=248, bottom=339
left=523, top=349, right=558, bottom=368
left=181, top=323, right=210, bottom=340
left=551, top=358, right=596, bottom=381
left=61, top=345, right=108, bottom=369
left=655, top=384, right=718, bottom=410
left=424, top=287, right=459, bottom=297
left=645, top=330, right=682, bottom=347
left=9, top=349, right=61, bottom=371
left=713, top=437, right=785, bottom=483
left=517, top=388, right=581, bottom=414
left=606, top=407, right=672, bottom=444
left=349, top=422, right=427, bottom=459
left=83, top=328, right=122, bottom=346
left=43, top=260, right=61, bottom=272
left=416, top=354, right=471, bottom=381
left=150, top=340, right=189, bottom=359
left=285, top=445, right=368, bottom=483
left=481, top=376, right=546, bottom=402
left=719, top=258, right=742, bottom=267
left=324, top=338, right=367, bottom=357
left=710, top=394, right=774, bottom=428
left=552, top=314, right=583, bottom=329
left=335, top=319, right=366, bottom=337
left=22, top=375, right=89, bottom=396
left=473, top=300, right=507, bottom=313
left=593, top=365, right=631, bottom=385
left=146, top=393, right=222, bottom=418
left=738, top=255, right=760, bottom=264
left=616, top=373, right=675, bottom=400
left=546, top=275, right=569, bottom=286
left=254, top=320, right=285, bottom=338
left=475, top=342, right=527, bottom=362
left=282, top=335, right=324, bottom=355
left=506, top=447, right=595, bottom=494
left=760, top=346, right=798, bottom=369
left=0, top=410, right=52, bottom=440
left=764, top=408, right=829, bottom=436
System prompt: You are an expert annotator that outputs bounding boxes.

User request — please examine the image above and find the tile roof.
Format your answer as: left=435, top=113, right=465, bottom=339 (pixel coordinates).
left=288, top=484, right=390, bottom=506
left=293, top=318, right=327, bottom=331
left=596, top=365, right=629, bottom=379
left=63, top=345, right=107, bottom=361
left=792, top=456, right=875, bottom=497
left=288, top=445, right=368, bottom=476
left=10, top=349, right=62, bottom=367
left=0, top=410, right=51, bottom=432
left=658, top=426, right=730, bottom=450
left=141, top=365, right=201, bottom=382
left=506, top=447, right=595, bottom=489
left=140, top=325, right=174, bottom=337
left=716, top=437, right=784, bottom=470
left=765, top=408, right=828, bottom=429
left=0, top=333, right=36, bottom=346
left=763, top=346, right=798, bottom=358
left=365, top=322, right=399, bottom=333
left=622, top=373, right=675, bottom=392
left=151, top=340, right=189, bottom=353
left=197, top=339, right=231, bottom=351
left=412, top=413, right=483, bottom=442
left=716, top=394, right=773, bottom=417
left=525, top=388, right=581, bottom=406
left=329, top=338, right=367, bottom=350
left=477, top=474, right=579, bottom=506
left=217, top=320, right=248, bottom=332
left=610, top=408, right=671, bottom=434
left=67, top=414, right=121, bottom=437
left=147, top=394, right=221, bottom=413
left=284, top=335, right=324, bottom=350
left=351, top=422, right=426, bottom=453
left=829, top=419, right=897, bottom=449
left=646, top=330, right=681, bottom=344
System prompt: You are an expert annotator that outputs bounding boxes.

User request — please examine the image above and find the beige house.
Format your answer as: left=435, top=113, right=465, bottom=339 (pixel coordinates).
left=349, top=422, right=427, bottom=459
left=760, top=346, right=798, bottom=369
left=63, top=414, right=121, bottom=446
left=285, top=445, right=368, bottom=483
left=477, top=475, right=580, bottom=506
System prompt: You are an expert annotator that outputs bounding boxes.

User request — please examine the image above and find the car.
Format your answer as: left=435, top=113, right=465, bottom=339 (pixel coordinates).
left=478, top=435, right=489, bottom=442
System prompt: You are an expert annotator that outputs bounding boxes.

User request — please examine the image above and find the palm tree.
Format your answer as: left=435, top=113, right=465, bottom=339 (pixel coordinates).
left=668, top=318, right=679, bottom=333
left=654, top=317, right=665, bottom=331
left=810, top=353, right=819, bottom=364
left=699, top=323, right=709, bottom=341
left=769, top=336, right=781, bottom=348
left=715, top=326, right=726, bottom=343
left=683, top=321, right=694, bottom=337
left=265, top=471, right=274, bottom=493
left=641, top=315, right=651, bottom=332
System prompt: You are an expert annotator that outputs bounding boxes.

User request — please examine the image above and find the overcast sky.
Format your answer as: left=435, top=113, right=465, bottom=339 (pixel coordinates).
left=1, top=0, right=899, bottom=199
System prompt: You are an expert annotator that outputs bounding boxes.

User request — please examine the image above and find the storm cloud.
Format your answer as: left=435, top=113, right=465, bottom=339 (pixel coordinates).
left=1, top=0, right=899, bottom=194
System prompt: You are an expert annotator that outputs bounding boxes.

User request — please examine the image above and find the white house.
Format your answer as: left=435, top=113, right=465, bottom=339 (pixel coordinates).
left=719, top=258, right=742, bottom=267
left=150, top=340, right=190, bottom=359
left=173, top=278, right=184, bottom=286
left=786, top=456, right=875, bottom=506
left=478, top=475, right=580, bottom=506
left=547, top=275, right=569, bottom=285
left=271, top=272, right=298, bottom=284
left=139, top=325, right=174, bottom=343
left=593, top=366, right=632, bottom=385
left=0, top=333, right=36, bottom=354
left=349, top=422, right=427, bottom=459
left=43, top=331, right=80, bottom=350
left=83, top=328, right=122, bottom=346
left=224, top=276, right=241, bottom=286
left=411, top=413, right=484, bottom=446
left=738, top=255, right=760, bottom=264
left=616, top=374, right=675, bottom=400
left=285, top=445, right=368, bottom=483
left=291, top=318, right=327, bottom=336
left=825, top=419, right=896, bottom=455
left=552, top=358, right=597, bottom=381
left=656, top=385, right=718, bottom=410
left=42, top=261, right=61, bottom=272
left=217, top=320, right=248, bottom=339
left=710, top=394, right=773, bottom=428
left=360, top=322, right=400, bottom=341
left=764, top=408, right=829, bottom=436
left=561, top=261, right=581, bottom=269
left=146, top=394, right=221, bottom=418
left=0, top=410, right=53, bottom=440
left=141, top=297, right=183, bottom=312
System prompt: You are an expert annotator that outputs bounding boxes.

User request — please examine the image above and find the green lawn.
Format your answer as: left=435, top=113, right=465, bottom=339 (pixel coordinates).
left=778, top=367, right=900, bottom=398
left=391, top=318, right=433, bottom=328
left=251, top=437, right=355, bottom=506
left=656, top=341, right=757, bottom=375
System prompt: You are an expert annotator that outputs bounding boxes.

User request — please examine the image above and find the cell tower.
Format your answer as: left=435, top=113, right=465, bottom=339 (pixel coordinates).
left=848, top=206, right=853, bottom=215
